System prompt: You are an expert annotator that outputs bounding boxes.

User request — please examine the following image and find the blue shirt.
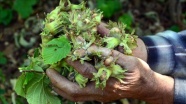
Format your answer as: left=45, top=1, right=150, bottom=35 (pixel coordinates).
left=141, top=30, right=186, bottom=104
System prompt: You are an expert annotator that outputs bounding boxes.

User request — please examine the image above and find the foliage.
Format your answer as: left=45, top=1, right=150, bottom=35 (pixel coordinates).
left=118, top=13, right=133, bottom=31
left=13, top=0, right=38, bottom=19
left=0, top=69, right=5, bottom=82
left=42, top=36, right=71, bottom=64
left=15, top=73, right=61, bottom=104
left=96, top=0, right=122, bottom=18
left=15, top=0, right=137, bottom=103
left=119, top=13, right=133, bottom=27
left=0, top=0, right=38, bottom=25
left=168, top=25, right=180, bottom=32
left=0, top=0, right=184, bottom=104
left=0, top=6, right=12, bottom=25
left=0, top=88, right=8, bottom=104
left=0, top=52, right=7, bottom=65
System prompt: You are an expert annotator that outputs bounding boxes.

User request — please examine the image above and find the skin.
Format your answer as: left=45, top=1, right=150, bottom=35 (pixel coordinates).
left=46, top=24, right=174, bottom=104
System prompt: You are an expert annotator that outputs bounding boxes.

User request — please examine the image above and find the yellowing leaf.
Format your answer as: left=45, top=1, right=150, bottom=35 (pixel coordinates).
left=42, top=36, right=71, bottom=64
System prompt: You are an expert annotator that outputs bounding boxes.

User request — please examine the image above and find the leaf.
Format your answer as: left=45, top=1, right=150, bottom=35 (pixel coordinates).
left=42, top=36, right=71, bottom=64
left=0, top=88, right=5, bottom=95
left=15, top=73, right=60, bottom=104
left=33, top=65, right=44, bottom=72
left=168, top=25, right=180, bottom=32
left=96, top=0, right=121, bottom=18
left=23, top=73, right=35, bottom=86
left=19, top=57, right=44, bottom=72
left=0, top=69, right=5, bottom=82
left=0, top=6, right=13, bottom=25
left=13, top=0, right=38, bottom=19
left=26, top=74, right=61, bottom=104
left=0, top=96, right=8, bottom=104
left=34, top=48, right=40, bottom=58
left=14, top=74, right=27, bottom=97
left=118, top=13, right=133, bottom=32
left=0, top=52, right=7, bottom=65
left=119, top=13, right=133, bottom=27
left=0, top=57, right=7, bottom=65
left=14, top=73, right=35, bottom=97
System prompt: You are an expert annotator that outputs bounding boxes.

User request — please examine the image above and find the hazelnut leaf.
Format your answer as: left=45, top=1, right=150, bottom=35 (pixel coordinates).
left=42, top=36, right=71, bottom=64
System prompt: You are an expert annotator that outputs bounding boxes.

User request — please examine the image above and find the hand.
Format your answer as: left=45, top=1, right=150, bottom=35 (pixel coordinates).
left=97, top=23, right=148, bottom=62
left=46, top=46, right=174, bottom=104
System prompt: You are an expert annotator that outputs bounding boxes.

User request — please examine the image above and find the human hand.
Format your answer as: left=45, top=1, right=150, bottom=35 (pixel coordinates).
left=46, top=45, right=174, bottom=104
left=97, top=23, right=147, bottom=62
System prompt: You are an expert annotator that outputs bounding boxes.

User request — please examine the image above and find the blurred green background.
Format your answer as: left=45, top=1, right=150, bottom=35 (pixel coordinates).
left=0, top=0, right=186, bottom=104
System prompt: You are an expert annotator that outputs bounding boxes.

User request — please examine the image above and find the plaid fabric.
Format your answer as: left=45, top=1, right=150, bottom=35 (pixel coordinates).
left=141, top=30, right=186, bottom=104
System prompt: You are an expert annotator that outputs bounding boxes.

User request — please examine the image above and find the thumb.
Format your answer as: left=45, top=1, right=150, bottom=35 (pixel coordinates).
left=97, top=22, right=110, bottom=37
left=87, top=45, right=137, bottom=71
left=66, top=58, right=97, bottom=79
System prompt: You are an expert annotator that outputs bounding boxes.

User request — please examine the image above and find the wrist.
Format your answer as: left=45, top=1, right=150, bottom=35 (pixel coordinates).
left=144, top=72, right=174, bottom=104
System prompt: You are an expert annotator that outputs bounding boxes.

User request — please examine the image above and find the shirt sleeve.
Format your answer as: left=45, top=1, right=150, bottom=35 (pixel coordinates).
left=141, top=30, right=186, bottom=78
left=174, top=78, right=186, bottom=104
left=140, top=30, right=186, bottom=104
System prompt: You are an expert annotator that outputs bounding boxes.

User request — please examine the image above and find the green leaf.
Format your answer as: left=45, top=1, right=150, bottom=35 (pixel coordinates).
left=168, top=25, right=180, bottom=32
left=13, top=0, right=38, bottom=19
left=26, top=74, right=61, bottom=104
left=42, top=36, right=71, bottom=64
left=0, top=6, right=13, bottom=25
left=118, top=13, right=133, bottom=32
left=14, top=74, right=27, bottom=97
left=96, top=0, right=121, bottom=18
left=0, top=69, right=5, bottom=83
left=15, top=73, right=60, bottom=104
left=34, top=48, right=40, bottom=58
left=0, top=57, right=7, bottom=65
left=0, top=88, right=5, bottom=95
left=14, top=73, right=35, bottom=97
left=23, top=73, right=35, bottom=86
left=0, top=52, right=7, bottom=65
left=19, top=57, right=44, bottom=72
left=119, top=13, right=133, bottom=27
left=0, top=96, right=8, bottom=104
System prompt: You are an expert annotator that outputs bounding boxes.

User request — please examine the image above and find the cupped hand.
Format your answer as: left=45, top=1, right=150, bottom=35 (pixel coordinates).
left=46, top=46, right=174, bottom=104
left=97, top=23, right=147, bottom=61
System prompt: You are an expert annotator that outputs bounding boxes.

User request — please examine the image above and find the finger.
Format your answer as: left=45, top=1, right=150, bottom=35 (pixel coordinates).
left=53, top=87, right=95, bottom=102
left=46, top=68, right=81, bottom=94
left=46, top=68, right=95, bottom=101
left=111, top=50, right=137, bottom=70
left=53, top=87, right=75, bottom=101
left=66, top=59, right=97, bottom=79
left=97, top=23, right=110, bottom=37
left=53, top=86, right=101, bottom=102
left=87, top=45, right=136, bottom=70
left=87, top=45, right=112, bottom=57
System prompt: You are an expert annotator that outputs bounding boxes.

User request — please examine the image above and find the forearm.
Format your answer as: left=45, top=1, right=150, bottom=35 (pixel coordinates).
left=174, top=78, right=186, bottom=104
